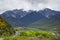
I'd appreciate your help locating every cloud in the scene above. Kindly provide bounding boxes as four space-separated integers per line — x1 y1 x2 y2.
0 0 60 14
27 0 47 5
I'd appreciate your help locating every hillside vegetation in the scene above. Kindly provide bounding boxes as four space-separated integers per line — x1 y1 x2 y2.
0 16 15 36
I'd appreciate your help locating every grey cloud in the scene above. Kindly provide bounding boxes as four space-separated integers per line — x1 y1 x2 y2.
27 0 46 3
0 0 60 14
27 0 47 5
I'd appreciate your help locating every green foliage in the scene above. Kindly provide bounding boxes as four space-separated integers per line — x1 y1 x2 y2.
3 36 30 40
14 27 20 31
0 16 15 37
3 29 60 40
20 30 53 38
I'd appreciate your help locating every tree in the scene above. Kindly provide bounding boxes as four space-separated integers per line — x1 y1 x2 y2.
0 16 15 36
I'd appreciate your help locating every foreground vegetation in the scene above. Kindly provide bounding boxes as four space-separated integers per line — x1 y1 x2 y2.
0 16 15 37
1 29 59 40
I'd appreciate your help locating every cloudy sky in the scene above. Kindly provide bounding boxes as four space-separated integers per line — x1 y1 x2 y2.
0 0 60 14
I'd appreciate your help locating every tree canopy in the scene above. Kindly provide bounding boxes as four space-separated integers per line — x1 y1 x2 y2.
0 16 15 36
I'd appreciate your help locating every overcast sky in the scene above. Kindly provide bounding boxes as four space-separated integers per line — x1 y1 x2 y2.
0 0 60 14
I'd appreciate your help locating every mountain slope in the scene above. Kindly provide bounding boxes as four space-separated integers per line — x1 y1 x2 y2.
1 9 47 27
1 8 60 28
19 11 46 26
1 9 28 27
26 13 60 30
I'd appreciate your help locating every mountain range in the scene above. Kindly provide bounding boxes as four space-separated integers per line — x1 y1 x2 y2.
1 8 60 30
